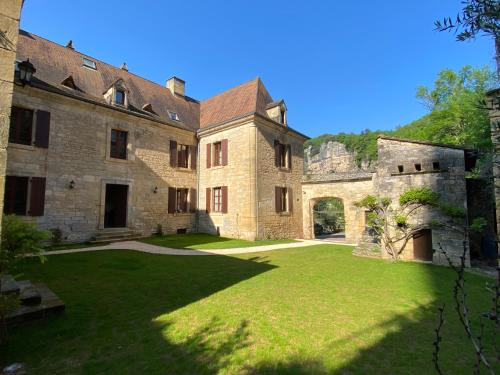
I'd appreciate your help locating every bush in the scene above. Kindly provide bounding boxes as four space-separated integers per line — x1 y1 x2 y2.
50 228 63 246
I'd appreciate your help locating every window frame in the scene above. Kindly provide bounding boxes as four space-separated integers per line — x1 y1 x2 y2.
213 187 223 212
169 111 180 121
213 142 222 167
4 176 29 215
175 188 189 213
280 187 289 213
110 129 128 160
82 57 97 70
115 89 125 106
9 106 34 146
177 144 190 168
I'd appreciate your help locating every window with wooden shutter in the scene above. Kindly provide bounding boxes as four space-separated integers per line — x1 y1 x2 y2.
213 187 222 212
176 188 188 212
275 187 290 213
287 188 293 212
110 129 127 159
168 187 176 213
287 144 292 170
177 144 189 168
206 143 211 168
9 107 33 146
4 176 29 215
221 186 228 213
274 140 281 167
221 139 228 166
206 187 211 213
275 186 282 213
34 110 50 148
169 140 178 167
29 177 46 216
213 142 222 166
190 145 197 170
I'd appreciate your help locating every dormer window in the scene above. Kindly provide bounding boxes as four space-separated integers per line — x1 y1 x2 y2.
266 100 287 126
82 58 96 70
115 90 125 106
169 111 180 121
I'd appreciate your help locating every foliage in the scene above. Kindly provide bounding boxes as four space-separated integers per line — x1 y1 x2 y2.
49 228 62 246
439 203 466 219
305 66 497 167
399 187 439 207
313 198 345 233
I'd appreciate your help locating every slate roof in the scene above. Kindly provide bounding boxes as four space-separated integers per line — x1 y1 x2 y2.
16 30 306 138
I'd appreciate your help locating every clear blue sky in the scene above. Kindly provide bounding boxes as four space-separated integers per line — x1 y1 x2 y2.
20 0 495 138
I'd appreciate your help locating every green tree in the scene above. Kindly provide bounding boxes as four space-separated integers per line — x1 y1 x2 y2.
434 0 500 77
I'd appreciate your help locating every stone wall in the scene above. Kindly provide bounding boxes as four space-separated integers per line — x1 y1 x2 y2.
9 86 197 242
0 0 23 229
256 121 304 239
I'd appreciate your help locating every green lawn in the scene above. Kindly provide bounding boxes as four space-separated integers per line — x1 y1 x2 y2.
1 245 497 374
141 233 297 249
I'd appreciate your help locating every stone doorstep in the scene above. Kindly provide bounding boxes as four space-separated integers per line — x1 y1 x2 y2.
0 274 20 296
5 282 65 325
16 280 42 306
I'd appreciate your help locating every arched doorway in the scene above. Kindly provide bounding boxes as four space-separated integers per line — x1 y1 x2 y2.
313 198 345 241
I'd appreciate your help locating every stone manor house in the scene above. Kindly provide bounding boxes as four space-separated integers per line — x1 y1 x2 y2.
2 24 488 265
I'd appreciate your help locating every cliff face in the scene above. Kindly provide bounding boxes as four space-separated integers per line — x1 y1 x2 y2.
304 141 375 177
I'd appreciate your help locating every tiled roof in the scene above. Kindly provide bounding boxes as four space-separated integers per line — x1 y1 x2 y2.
200 77 273 128
16 30 200 131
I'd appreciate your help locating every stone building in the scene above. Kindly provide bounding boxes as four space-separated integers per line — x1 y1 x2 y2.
5 30 307 242
303 136 477 265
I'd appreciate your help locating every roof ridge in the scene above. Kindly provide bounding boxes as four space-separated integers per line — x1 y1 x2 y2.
19 29 200 103
201 76 261 103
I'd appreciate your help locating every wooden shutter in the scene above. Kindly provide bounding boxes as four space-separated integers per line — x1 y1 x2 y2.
221 139 228 166
206 187 211 213
169 140 177 167
29 177 46 216
287 188 293 212
168 187 176 213
287 144 292 170
274 140 281 167
190 145 197 170
206 143 211 168
34 110 50 148
275 186 282 213
190 188 197 212
221 186 228 213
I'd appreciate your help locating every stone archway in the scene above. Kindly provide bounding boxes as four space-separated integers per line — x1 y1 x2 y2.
312 197 345 241
302 178 374 244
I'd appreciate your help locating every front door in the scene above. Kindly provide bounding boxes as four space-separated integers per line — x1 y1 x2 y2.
413 229 433 261
104 184 128 228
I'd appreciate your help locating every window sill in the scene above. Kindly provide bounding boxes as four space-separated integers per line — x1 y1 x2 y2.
176 167 195 172
170 212 193 216
208 212 226 216
278 212 292 216
278 167 291 173
106 157 129 164
209 165 226 170
8 143 36 151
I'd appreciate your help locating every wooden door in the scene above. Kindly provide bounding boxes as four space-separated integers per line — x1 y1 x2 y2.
413 229 433 261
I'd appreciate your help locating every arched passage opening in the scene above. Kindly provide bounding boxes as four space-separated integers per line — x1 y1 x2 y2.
313 197 346 241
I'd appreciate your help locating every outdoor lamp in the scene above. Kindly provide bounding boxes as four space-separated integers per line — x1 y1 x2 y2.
18 59 36 86
153 186 158 194
69 180 75 189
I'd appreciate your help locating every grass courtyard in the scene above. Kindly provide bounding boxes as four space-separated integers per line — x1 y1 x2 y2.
1 243 497 374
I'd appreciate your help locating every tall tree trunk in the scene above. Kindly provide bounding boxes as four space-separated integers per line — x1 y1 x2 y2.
495 35 500 80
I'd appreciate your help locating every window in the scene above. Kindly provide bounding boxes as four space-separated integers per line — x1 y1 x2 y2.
82 57 97 70
176 188 188 213
414 163 422 171
275 186 292 213
4 176 46 216
9 107 33 145
115 89 125 105
433 161 440 171
110 129 128 159
213 187 223 212
398 165 404 173
177 144 190 168
213 142 222 166
274 141 291 169
169 111 180 121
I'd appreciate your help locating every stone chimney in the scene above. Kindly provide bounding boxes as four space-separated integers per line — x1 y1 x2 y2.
166 76 185 97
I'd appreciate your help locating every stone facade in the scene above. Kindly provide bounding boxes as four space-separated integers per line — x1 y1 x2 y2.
302 136 471 265
0 0 23 230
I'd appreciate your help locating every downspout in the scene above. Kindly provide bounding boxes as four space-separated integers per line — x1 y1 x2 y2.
255 124 259 239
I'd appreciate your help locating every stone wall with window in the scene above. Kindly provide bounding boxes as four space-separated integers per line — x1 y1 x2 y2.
7 86 197 241
256 120 304 239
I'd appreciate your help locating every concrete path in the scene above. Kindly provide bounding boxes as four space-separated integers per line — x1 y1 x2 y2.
41 239 343 257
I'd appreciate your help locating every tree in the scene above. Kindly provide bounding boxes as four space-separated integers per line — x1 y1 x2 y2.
434 0 500 77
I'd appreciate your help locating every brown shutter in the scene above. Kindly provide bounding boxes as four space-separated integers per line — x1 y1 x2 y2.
274 140 280 167
29 177 46 216
288 188 293 212
169 140 177 167
221 139 228 166
275 186 282 213
287 144 292 170
206 143 211 168
221 186 228 213
168 187 176 213
190 145 197 170
206 187 211 213
190 188 197 212
34 110 50 148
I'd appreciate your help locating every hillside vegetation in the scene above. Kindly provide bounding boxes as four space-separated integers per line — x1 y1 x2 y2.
305 66 497 165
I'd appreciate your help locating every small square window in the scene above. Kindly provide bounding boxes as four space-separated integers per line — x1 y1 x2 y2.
169 111 180 121
115 90 125 105
433 161 440 170
398 165 404 173
414 163 422 171
82 58 97 70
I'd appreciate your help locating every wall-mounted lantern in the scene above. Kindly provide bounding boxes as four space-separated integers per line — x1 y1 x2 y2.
153 186 158 194
17 59 36 86
68 180 75 189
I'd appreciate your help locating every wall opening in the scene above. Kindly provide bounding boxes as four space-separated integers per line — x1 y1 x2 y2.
104 184 128 228
313 198 345 241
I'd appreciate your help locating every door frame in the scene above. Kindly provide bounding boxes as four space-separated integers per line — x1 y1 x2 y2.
99 178 133 229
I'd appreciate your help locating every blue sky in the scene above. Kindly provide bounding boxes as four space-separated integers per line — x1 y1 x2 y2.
20 0 495 138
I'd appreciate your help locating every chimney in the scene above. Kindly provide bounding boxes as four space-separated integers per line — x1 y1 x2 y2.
166 76 185 97
66 40 74 50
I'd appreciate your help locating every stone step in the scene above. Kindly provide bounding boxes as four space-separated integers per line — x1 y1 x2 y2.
17 280 42 306
92 231 145 243
1 275 20 296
